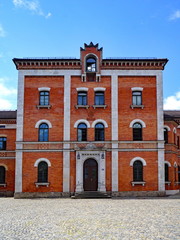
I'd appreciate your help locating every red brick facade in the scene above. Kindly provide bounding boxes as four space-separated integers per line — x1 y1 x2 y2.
0 43 179 197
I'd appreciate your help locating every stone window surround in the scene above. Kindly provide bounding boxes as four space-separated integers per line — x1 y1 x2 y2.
129 119 146 128
35 119 52 129
34 158 51 187
164 125 171 131
130 157 147 166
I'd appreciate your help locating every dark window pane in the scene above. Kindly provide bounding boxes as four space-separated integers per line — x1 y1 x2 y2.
0 166 5 184
39 91 49 105
95 123 104 141
165 164 169 181
0 137 7 150
78 92 87 105
39 124 49 141
164 128 168 143
77 123 87 141
95 92 104 105
133 123 142 141
132 91 142 105
38 161 48 182
133 161 143 181
86 58 96 72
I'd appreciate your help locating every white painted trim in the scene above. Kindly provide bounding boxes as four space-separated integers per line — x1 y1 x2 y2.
0 164 8 170
35 119 52 128
173 127 177 133
34 158 51 167
130 157 147 166
38 87 50 91
164 125 171 131
131 87 143 91
164 161 171 167
129 119 146 128
74 119 90 128
0 134 7 137
91 119 108 128
76 87 88 92
94 87 106 92
0 124 16 129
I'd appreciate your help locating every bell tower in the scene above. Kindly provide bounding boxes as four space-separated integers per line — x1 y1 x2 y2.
80 42 103 82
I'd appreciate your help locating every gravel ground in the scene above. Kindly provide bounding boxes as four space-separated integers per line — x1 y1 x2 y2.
0 197 179 240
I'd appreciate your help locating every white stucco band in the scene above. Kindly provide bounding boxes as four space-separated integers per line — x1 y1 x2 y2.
130 157 147 166
38 87 51 91
164 161 171 167
35 119 52 128
164 125 171 131
129 119 146 128
91 119 108 128
94 87 106 92
131 87 143 91
76 87 88 92
34 158 51 167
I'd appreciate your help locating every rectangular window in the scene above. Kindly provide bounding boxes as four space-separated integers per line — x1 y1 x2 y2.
132 91 142 105
95 92 104 105
40 91 49 105
0 137 7 150
78 92 87 105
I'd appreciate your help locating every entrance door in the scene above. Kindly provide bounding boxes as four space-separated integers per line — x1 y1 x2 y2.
83 159 98 191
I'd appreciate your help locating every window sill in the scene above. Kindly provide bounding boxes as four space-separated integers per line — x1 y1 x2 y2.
36 105 51 109
35 182 49 187
131 181 146 186
0 183 6 187
92 105 107 109
131 105 144 109
75 105 89 109
175 182 180 185
165 181 171 186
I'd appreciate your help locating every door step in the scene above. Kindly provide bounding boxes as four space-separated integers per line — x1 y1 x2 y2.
71 191 111 199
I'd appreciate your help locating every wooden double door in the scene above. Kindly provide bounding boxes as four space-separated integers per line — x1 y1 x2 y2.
83 159 98 191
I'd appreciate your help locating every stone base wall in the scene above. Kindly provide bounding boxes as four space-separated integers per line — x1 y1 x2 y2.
111 191 166 197
14 192 70 199
0 191 14 197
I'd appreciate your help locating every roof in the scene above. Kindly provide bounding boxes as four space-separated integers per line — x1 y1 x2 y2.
0 110 17 119
164 110 180 125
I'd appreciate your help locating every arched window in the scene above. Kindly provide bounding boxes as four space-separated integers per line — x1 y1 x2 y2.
39 123 49 142
0 166 5 184
133 160 143 181
164 128 168 143
165 163 169 182
133 123 142 141
78 92 87 105
86 57 96 72
0 137 7 150
132 91 142 105
95 123 104 141
39 91 49 106
38 161 48 183
77 123 87 141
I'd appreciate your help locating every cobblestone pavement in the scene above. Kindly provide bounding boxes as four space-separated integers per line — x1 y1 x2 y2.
0 197 179 240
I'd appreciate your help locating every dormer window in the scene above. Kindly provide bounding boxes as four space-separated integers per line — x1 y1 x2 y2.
86 57 96 72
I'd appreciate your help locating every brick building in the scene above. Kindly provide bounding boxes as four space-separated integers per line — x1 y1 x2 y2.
0 42 179 197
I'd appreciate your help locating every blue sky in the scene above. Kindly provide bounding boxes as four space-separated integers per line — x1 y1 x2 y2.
0 0 180 110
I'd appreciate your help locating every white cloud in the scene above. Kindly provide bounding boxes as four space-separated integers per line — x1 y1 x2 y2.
169 10 180 20
0 78 17 96
12 0 51 18
0 24 5 37
0 99 13 110
0 78 17 110
164 91 180 110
